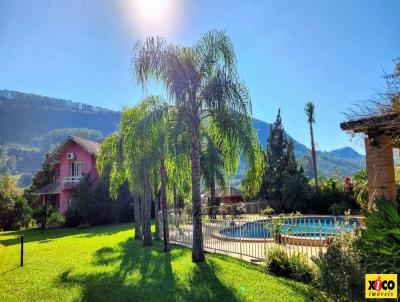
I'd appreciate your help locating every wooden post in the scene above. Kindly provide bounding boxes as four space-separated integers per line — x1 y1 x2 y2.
20 235 24 267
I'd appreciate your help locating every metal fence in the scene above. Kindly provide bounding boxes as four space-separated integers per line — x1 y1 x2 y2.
159 204 361 263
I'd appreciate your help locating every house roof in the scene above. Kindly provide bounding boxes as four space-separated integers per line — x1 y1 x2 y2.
32 182 60 195
47 135 100 160
202 186 244 198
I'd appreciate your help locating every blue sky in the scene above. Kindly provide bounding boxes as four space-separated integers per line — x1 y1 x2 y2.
0 0 399 153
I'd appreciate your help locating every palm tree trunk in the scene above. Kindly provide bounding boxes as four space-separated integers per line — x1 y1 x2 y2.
309 123 319 191
133 192 142 240
173 185 177 210
161 159 170 252
154 187 160 240
191 118 205 262
210 176 216 219
143 170 152 247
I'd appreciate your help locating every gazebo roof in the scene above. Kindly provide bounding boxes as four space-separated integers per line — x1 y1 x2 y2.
340 112 400 134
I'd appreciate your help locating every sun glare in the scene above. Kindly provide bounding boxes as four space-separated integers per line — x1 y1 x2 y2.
135 0 169 23
122 0 181 36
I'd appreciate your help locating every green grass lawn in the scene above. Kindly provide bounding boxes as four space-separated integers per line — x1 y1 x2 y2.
0 223 325 302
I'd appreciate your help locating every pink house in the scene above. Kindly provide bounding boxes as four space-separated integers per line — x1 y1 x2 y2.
33 136 100 214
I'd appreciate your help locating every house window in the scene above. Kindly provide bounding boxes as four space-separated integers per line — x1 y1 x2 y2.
69 161 82 177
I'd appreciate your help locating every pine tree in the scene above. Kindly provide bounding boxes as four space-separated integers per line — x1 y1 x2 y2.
259 109 288 200
285 138 297 175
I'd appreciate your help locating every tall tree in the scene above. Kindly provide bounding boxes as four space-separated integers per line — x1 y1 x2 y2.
259 110 288 201
285 138 297 175
133 30 259 262
305 102 319 191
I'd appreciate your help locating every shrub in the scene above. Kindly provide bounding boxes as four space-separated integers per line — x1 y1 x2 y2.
265 246 290 276
220 202 245 219
65 199 81 227
288 253 314 283
47 211 65 228
329 201 350 216
265 246 314 283
260 206 274 216
312 232 364 301
359 198 400 274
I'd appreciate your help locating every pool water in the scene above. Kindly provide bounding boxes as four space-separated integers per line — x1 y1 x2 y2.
219 216 359 239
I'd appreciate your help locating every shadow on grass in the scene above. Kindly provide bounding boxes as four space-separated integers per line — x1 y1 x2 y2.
0 223 134 247
56 239 240 302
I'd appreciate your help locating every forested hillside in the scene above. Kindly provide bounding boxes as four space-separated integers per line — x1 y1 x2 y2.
0 90 365 186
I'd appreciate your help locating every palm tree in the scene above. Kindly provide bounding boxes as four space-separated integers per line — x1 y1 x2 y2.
97 101 156 246
97 133 143 239
305 102 319 191
133 30 258 262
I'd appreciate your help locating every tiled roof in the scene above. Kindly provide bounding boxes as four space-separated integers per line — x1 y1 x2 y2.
32 182 60 195
70 135 100 155
48 135 100 160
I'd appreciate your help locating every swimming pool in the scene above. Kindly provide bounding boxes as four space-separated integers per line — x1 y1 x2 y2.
219 216 360 239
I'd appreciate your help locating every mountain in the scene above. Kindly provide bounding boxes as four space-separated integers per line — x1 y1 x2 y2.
250 118 365 179
0 89 365 187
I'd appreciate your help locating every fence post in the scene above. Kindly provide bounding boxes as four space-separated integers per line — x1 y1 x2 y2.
239 219 243 260
20 235 24 267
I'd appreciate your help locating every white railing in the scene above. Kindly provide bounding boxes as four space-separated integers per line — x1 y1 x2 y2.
63 176 83 184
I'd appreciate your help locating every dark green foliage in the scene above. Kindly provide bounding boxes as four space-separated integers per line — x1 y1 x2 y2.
72 177 93 224
329 201 351 216
312 233 365 301
307 178 347 214
258 112 312 213
266 246 314 283
359 198 400 274
282 170 310 212
47 211 65 228
67 178 134 227
65 200 81 227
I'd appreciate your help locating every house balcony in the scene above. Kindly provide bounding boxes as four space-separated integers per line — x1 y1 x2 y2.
62 176 83 190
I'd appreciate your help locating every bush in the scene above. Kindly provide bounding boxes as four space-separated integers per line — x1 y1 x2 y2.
260 206 274 216
47 211 65 228
359 198 400 274
307 178 347 214
265 246 290 276
220 202 245 218
288 253 314 283
65 199 81 227
265 246 314 283
329 201 350 216
312 233 364 301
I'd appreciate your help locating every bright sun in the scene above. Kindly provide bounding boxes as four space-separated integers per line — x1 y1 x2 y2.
122 0 181 36
135 0 170 24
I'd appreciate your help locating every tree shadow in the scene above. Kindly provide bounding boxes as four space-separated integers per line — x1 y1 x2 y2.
0 223 134 247
55 240 241 302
